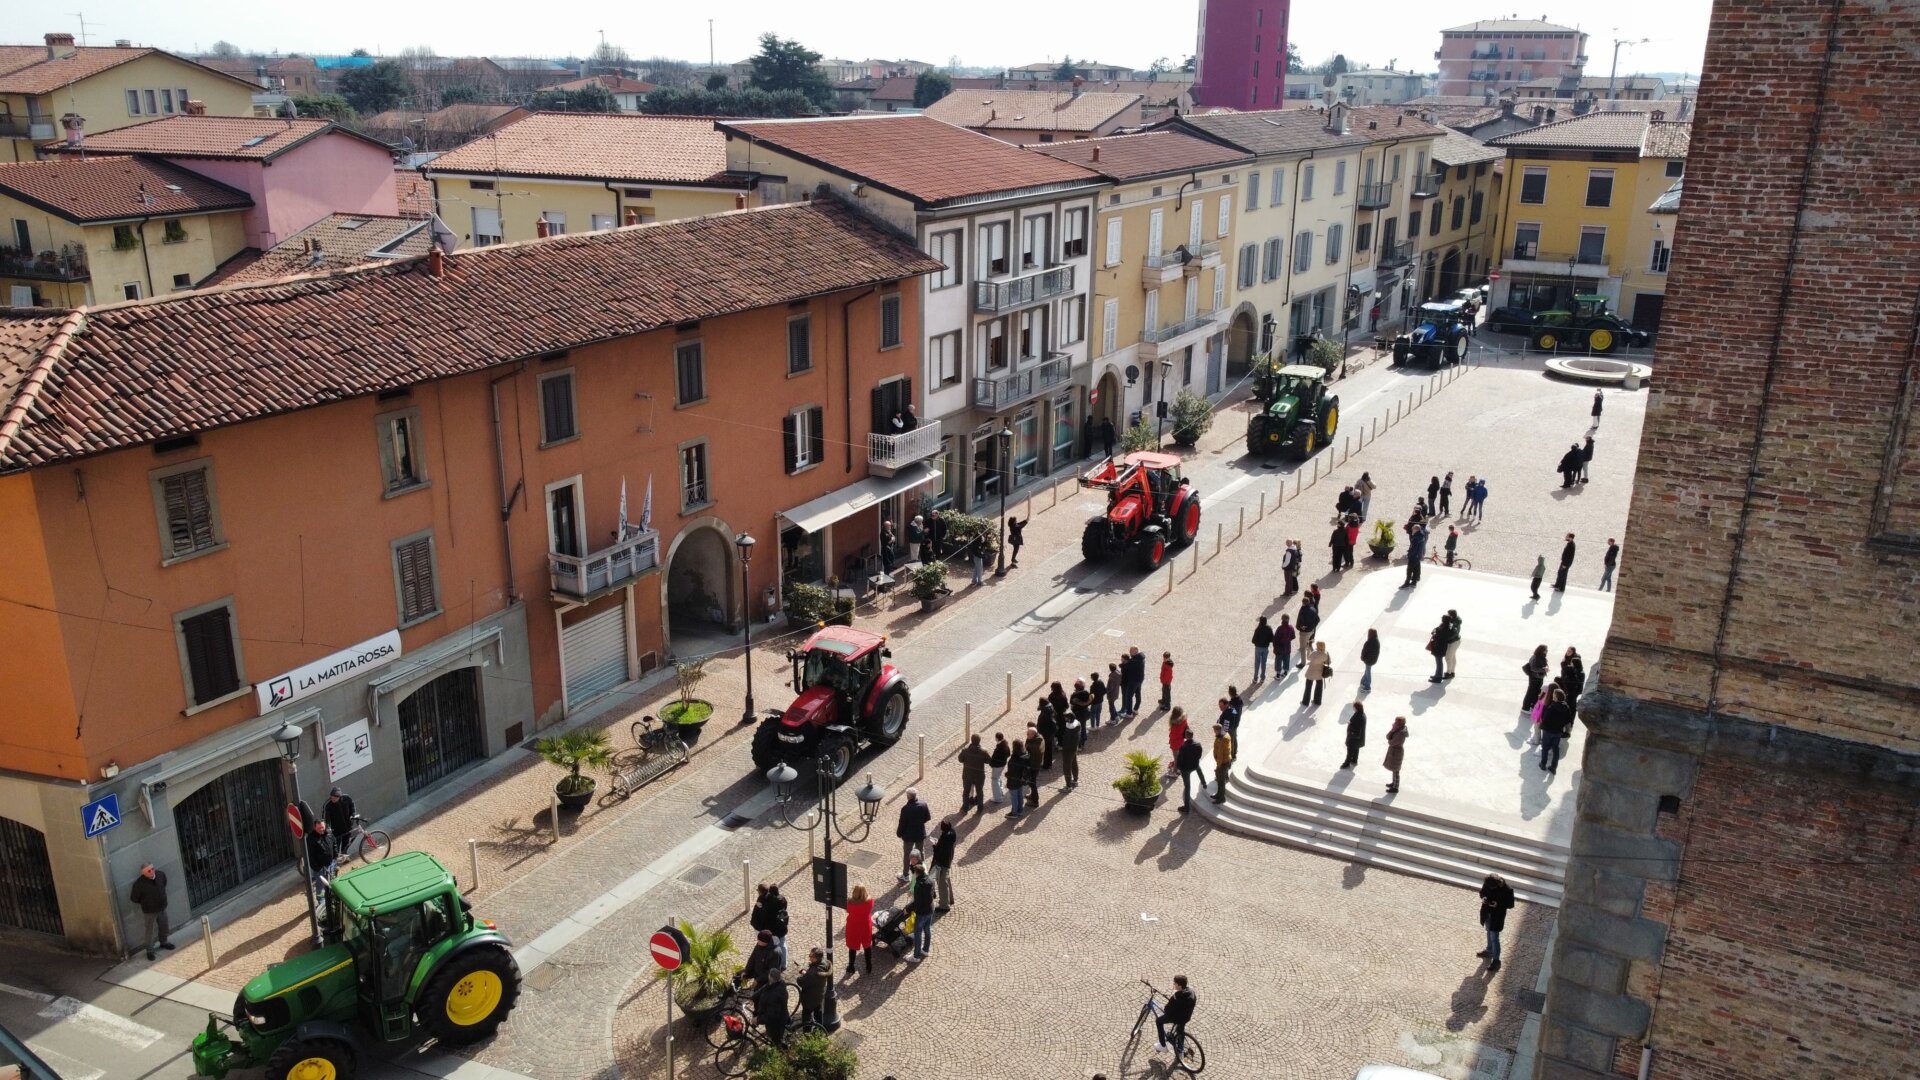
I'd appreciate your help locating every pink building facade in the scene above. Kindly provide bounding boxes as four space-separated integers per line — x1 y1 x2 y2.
1434 18 1587 98
1192 0 1291 109
164 135 399 249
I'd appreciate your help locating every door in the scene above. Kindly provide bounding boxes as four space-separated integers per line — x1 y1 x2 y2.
398 667 485 794
0 817 62 935
548 482 583 559
561 604 629 707
1632 293 1664 332
870 377 914 432
9 285 32 307
1147 209 1164 259
1205 335 1224 396
175 759 287 909
1188 201 1203 249
1143 290 1159 337
1184 277 1199 322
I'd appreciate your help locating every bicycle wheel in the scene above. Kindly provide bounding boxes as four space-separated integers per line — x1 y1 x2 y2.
609 770 632 800
359 830 391 863
1131 1001 1154 1040
668 735 690 765
713 1034 757 1077
705 1006 747 1050
1173 1031 1206 1074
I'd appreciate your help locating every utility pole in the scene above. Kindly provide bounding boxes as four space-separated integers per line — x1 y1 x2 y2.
1607 36 1647 101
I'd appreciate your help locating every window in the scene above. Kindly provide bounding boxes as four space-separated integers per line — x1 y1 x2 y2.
1237 243 1258 288
1650 238 1672 274
1143 291 1159 337
1061 296 1086 344
1188 199 1204 248
1578 226 1607 265
113 225 137 251
1101 298 1118 354
787 315 812 374
1334 160 1347 195
979 222 1010 276
1326 224 1343 264
540 371 578 443
1585 169 1615 208
1217 193 1232 238
1294 231 1313 273
392 531 440 626
1270 168 1284 206
126 89 141 115
1020 213 1050 270
175 600 243 708
1409 208 1422 237
171 272 191 289
679 441 710 510
1262 237 1283 281
675 341 706 404
1246 171 1261 209
931 331 961 384
1213 267 1225 311
880 294 902 349
1414 152 1427 182
1018 305 1049 358
161 89 174 113
163 219 187 243
177 88 189 109
929 229 961 288
1470 190 1484 225
1514 222 1542 258
152 459 223 561
1430 203 1443 236
981 318 1007 369
1355 222 1372 253
1520 166 1548 204
471 207 502 246
539 211 566 235
1104 216 1123 266
1147 209 1164 257
1062 209 1088 258
1391 153 1402 182
10 219 26 251
377 409 427 494
1302 164 1315 200
145 90 158 115
784 406 824 472
591 213 615 230
1665 160 1685 178
1452 196 1466 230
122 281 142 300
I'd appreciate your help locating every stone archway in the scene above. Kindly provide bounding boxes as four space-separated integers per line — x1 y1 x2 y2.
1095 369 1122 429
1227 306 1258 376
661 519 738 657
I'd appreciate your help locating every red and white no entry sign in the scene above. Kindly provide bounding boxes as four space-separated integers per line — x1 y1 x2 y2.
1489 271 1501 281
286 803 304 839
649 926 688 971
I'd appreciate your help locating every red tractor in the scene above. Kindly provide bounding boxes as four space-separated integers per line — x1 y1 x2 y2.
1079 451 1203 571
751 626 911 782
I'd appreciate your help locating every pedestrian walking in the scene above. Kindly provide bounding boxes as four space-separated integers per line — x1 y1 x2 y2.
895 788 931 882
1070 678 1093 748
1281 539 1302 595
1444 525 1459 566
1159 652 1176 710
844 883 875 975
1100 417 1117 459
959 734 990 812
1600 538 1619 591
907 858 934 960
1383 716 1408 793
1539 688 1573 774
1478 874 1516 972
1211 723 1233 803
1123 647 1147 716
1554 533 1576 592
1005 741 1031 819
1561 647 1587 704
1059 711 1082 789
1579 434 1594 484
1022 726 1043 803
930 819 956 910
1007 513 1028 568
129 863 174 960
1175 727 1206 814
1339 701 1369 769
1443 609 1463 679
797 948 830 1029
1439 472 1454 516
1357 472 1376 518
756 966 792 1043
988 732 1009 803
1558 443 1583 488
1359 628 1381 693
1402 522 1428 587
1591 389 1604 424
1529 555 1546 600
1301 642 1331 707
1296 598 1320 664
1251 617 1273 681
1521 645 1549 711
751 883 790 968
1427 475 1441 510
1273 615 1296 679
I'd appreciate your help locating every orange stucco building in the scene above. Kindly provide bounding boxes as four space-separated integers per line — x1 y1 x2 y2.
0 199 941 950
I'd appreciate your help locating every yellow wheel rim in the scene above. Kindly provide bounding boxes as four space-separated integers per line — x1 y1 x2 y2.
1304 431 1316 453
1325 407 1338 436
1539 333 1557 349
445 970 504 1027
1590 329 1613 350
286 1058 337 1080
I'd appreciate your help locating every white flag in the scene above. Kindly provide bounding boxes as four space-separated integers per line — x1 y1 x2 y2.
618 477 629 537
640 475 653 532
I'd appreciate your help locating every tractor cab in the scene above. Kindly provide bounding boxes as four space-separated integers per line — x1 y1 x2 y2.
755 626 910 782
788 628 888 716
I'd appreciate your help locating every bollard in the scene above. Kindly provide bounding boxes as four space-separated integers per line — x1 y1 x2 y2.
1215 521 1223 555
201 914 215 971
468 838 480 894
1373 416 1379 438
1191 544 1199 575
1257 491 1266 521
550 791 561 842
1044 644 1052 682
1006 671 1013 712
1238 506 1245 538
1165 561 1175 596
964 702 973 744
918 734 926 781
1051 479 1060 509
743 860 752 917
1345 436 1352 463
1294 473 1302 497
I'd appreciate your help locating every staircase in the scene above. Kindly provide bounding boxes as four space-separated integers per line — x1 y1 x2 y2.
1203 759 1569 906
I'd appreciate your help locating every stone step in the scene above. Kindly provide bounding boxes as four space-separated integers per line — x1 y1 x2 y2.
1243 759 1573 856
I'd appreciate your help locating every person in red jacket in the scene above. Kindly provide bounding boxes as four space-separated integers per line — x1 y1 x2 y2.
843 882 874 976
1159 652 1175 710
1166 707 1191 760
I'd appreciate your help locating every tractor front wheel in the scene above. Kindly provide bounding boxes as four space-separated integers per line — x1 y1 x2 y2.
1135 532 1168 572
1174 494 1201 546
1321 401 1340 443
1588 328 1617 354
1081 519 1109 563
419 945 522 1044
1532 330 1560 352
750 717 787 775
818 735 856 783
869 685 910 746
264 1037 357 1080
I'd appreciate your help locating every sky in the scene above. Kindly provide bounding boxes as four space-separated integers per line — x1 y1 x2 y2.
1 1 1713 78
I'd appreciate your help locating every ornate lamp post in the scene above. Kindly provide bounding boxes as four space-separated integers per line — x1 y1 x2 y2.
765 760 886 1033
735 533 757 726
994 425 1012 575
1154 359 1174 445
273 721 322 946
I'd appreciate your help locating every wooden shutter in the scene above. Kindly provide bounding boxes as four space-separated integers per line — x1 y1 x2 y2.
162 468 215 557
542 375 574 441
396 536 437 622
807 407 825 466
782 413 798 473
182 606 238 704
881 296 901 348
871 387 888 433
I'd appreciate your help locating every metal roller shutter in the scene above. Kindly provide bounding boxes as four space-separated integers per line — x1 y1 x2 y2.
562 605 628 707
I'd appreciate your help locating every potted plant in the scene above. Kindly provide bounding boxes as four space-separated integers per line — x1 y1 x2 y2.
746 1027 860 1079
822 577 855 626
1367 519 1397 560
664 658 715 744
1120 418 1157 454
910 561 950 612
534 727 612 811
783 580 832 629
1168 388 1215 448
653 919 740 1018
1112 750 1165 815
1307 336 1345 378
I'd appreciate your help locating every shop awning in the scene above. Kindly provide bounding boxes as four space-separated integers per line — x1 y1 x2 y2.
777 462 940 535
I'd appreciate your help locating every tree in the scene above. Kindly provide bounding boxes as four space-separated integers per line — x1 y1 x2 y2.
748 34 834 107
1286 43 1305 74
287 94 356 122
530 83 618 113
1147 57 1170 80
1180 55 1196 72
349 48 371 58
338 60 413 114
209 40 242 59
912 70 953 108
589 41 632 75
640 56 698 89
639 87 814 118
439 84 484 105
1053 55 1076 80
705 73 730 91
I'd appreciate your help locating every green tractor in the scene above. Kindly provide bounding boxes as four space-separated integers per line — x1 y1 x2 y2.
1527 295 1651 354
1246 361 1340 459
191 851 520 1080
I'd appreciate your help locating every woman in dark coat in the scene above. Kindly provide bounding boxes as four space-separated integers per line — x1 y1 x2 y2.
1521 645 1550 711
1479 873 1516 972
1340 702 1368 770
1035 701 1058 770
1383 716 1408 793
1560 647 1586 702
1558 444 1584 488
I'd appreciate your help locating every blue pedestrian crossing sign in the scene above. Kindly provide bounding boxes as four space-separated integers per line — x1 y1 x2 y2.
82 793 121 839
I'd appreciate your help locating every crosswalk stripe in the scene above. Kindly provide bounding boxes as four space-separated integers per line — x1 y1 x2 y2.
34 995 164 1051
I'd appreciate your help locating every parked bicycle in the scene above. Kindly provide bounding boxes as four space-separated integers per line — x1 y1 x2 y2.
1425 550 1473 570
708 973 805 1076
610 715 692 799
333 813 391 865
1130 979 1206 1075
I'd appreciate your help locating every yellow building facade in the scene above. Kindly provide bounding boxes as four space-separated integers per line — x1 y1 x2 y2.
1416 131 1505 305
1 43 256 163
426 175 748 248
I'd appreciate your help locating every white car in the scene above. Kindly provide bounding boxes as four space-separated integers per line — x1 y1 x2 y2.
1353 1067 1447 1080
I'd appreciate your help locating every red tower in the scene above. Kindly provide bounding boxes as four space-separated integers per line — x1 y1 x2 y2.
1192 0 1291 109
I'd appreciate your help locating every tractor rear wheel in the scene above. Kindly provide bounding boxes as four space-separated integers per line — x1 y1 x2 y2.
1444 336 1466 364
869 685 910 746
1532 330 1560 352
418 945 521 1044
1134 532 1168 571
1588 327 1617 353
1321 401 1340 443
1081 519 1109 563
818 735 856 783
265 1036 357 1080
1174 494 1201 546
750 717 787 774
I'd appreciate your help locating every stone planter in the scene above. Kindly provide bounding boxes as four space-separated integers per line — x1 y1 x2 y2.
555 779 595 812
1119 790 1162 816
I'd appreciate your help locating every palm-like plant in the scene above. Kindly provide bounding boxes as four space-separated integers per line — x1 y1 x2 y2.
535 728 613 796
1112 750 1164 799
654 919 741 1010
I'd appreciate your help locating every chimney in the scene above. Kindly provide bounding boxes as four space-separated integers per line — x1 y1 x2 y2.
427 247 445 277
60 113 84 147
1071 75 1083 100
536 219 550 238
1091 145 1100 162
1501 98 1516 118
1531 104 1545 123
734 193 746 210
1546 107 1556 122
45 33 76 60
183 99 207 116
624 207 640 226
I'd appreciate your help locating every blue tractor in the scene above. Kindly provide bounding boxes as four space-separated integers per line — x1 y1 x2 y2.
1391 300 1472 368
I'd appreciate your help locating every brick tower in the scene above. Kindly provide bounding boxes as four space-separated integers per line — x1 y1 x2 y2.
1535 3 1920 1079
1191 0 1290 110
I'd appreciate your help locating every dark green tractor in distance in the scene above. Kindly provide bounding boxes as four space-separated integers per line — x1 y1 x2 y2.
1247 361 1340 459
1528 294 1651 354
191 851 519 1080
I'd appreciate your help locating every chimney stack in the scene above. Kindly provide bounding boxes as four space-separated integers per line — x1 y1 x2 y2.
427 247 445 277
183 99 207 116
734 193 746 209
45 33 76 60
60 113 84 148
536 219 550 239
1071 75 1083 100
1650 108 1665 122
1091 145 1100 162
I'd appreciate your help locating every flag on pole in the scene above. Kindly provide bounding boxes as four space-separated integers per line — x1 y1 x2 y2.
640 475 654 532
618 477 629 538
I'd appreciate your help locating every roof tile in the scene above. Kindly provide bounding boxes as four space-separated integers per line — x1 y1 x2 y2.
1488 111 1691 157
1030 130 1250 180
425 112 733 185
215 213 432 285
923 89 1141 132
56 115 362 160
0 157 251 223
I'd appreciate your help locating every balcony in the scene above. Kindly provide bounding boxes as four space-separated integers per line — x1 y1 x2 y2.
0 117 56 140
1140 241 1219 286
551 525 660 600
972 353 1072 411
866 419 943 476
1378 241 1414 269
0 245 88 282
1411 171 1443 199
1137 310 1221 363
1356 182 1393 210
974 265 1075 314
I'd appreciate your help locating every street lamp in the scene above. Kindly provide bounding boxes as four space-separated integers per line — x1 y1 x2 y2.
994 425 1012 576
1154 359 1173 445
273 721 322 946
734 533 757 726
766 759 887 1032
1607 37 1648 101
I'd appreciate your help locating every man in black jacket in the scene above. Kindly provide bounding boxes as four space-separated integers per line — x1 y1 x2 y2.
907 858 935 961
323 787 356 849
744 929 781 989
754 965 791 1046
1157 975 1197 1053
1554 533 1576 592
305 819 338 889
795 948 830 1030
1122 647 1147 717
930 819 956 911
1558 443 1583 488
129 864 173 960
895 789 931 883
751 883 790 967
1478 875 1517 972
1175 729 1206 814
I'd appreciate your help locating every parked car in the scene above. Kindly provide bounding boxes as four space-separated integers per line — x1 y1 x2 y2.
1453 284 1489 308
1486 305 1541 334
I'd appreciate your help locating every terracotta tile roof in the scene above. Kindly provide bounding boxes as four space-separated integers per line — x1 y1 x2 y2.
394 170 435 218
55 116 381 160
0 157 251 223
0 44 260 95
540 75 656 93
424 112 734 185
1429 129 1504 167
1441 18 1583 34
718 115 1101 207
866 77 918 102
0 200 942 471
0 312 74 412
1030 130 1250 181
218 213 432 285
923 89 1142 133
1643 120 1692 158
1489 112 1692 157
1174 106 1443 155
363 103 526 134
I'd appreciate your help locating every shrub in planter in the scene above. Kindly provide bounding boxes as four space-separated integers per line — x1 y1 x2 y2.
783 581 833 627
934 509 1002 565
746 1028 859 1079
1169 388 1215 447
652 920 740 1014
1120 418 1158 454
910 561 950 610
664 658 714 742
1112 749 1164 813
535 728 613 810
1307 337 1344 376
1368 519 1397 558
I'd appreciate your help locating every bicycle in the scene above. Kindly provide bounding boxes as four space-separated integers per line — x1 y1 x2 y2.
708 974 804 1077
1425 550 1472 570
610 715 691 798
1129 980 1206 1075
334 813 391 865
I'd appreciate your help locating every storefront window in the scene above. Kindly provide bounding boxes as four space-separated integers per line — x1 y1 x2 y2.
1052 395 1076 466
781 524 824 583
1014 411 1041 483
972 435 999 503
